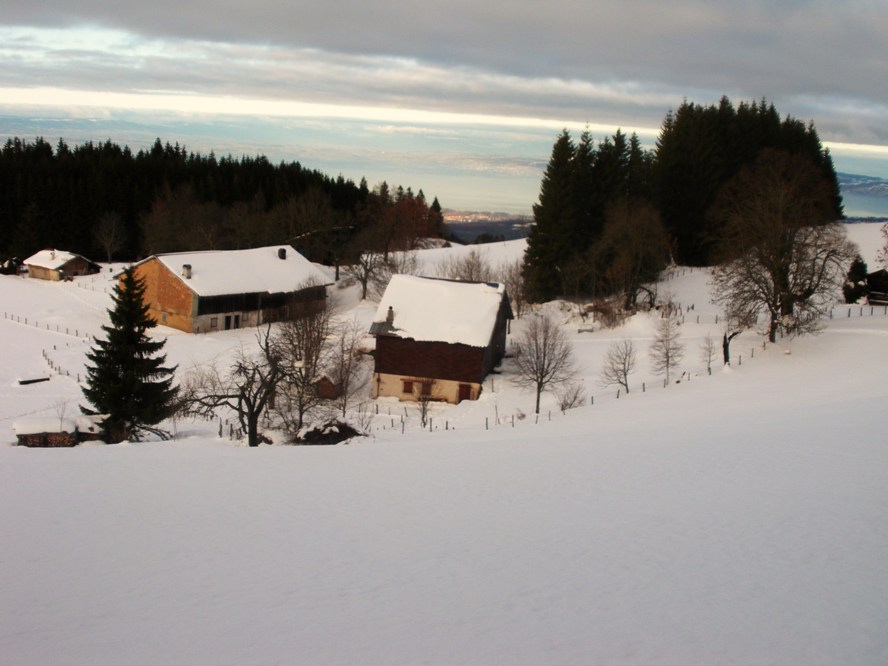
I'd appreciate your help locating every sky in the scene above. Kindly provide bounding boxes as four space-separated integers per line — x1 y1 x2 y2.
1 1 887 214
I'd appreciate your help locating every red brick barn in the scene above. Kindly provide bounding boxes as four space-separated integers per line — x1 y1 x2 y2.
369 275 513 404
129 245 331 333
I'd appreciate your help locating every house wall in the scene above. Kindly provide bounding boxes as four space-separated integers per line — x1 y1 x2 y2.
60 257 95 277
27 265 61 281
482 296 512 377
131 259 196 333
374 337 486 384
371 372 480 404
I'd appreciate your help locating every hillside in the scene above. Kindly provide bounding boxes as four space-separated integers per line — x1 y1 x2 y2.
1 225 887 665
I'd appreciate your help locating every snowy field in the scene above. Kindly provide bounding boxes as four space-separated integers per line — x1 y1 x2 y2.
1 224 887 665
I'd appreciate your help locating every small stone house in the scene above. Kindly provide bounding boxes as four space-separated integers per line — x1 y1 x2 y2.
24 249 100 281
129 245 331 333
369 275 513 404
12 416 104 447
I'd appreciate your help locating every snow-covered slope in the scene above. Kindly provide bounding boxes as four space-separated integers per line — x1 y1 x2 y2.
1 226 887 665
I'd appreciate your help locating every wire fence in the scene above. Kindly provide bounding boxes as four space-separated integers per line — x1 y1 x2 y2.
2 311 95 340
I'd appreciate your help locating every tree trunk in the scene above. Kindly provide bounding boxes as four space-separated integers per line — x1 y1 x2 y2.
535 385 542 414
247 413 260 447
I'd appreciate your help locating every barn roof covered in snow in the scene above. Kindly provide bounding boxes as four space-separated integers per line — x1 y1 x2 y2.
370 275 510 347
24 249 95 270
138 245 330 297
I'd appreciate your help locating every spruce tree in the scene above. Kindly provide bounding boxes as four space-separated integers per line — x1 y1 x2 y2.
82 268 178 442
524 130 575 302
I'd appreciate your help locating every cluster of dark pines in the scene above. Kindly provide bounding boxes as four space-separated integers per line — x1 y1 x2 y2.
0 137 443 264
524 97 844 303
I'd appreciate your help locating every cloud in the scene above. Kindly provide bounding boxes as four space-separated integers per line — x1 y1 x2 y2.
2 1 887 210
1 2 886 146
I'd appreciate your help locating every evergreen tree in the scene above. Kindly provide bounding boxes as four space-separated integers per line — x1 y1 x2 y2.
524 130 575 302
843 254 869 304
82 268 178 442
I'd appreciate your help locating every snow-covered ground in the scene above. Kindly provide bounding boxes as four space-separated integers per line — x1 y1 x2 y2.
1 225 887 665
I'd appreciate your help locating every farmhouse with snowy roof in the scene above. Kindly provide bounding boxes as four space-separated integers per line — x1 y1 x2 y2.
369 275 513 404
129 245 331 333
24 249 100 281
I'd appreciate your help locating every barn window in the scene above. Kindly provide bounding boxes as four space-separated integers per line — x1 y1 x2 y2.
210 317 218 328
420 381 432 397
402 380 414 394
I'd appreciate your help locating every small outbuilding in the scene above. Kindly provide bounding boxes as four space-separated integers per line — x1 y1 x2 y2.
369 275 513 404
12 415 104 447
866 269 888 305
129 245 332 333
24 249 101 281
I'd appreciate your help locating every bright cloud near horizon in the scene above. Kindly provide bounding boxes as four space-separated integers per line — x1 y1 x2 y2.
1 1 887 214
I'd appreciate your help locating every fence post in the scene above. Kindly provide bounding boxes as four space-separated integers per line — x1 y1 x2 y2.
485 417 489 430
642 382 645 392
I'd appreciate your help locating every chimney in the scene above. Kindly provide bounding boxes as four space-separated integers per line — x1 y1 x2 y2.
182 264 192 279
278 248 287 260
386 306 394 324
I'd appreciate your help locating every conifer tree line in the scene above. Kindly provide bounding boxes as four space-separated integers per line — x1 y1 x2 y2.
0 137 444 263
524 97 844 303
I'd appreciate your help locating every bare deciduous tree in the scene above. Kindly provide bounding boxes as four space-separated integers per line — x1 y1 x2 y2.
512 314 578 414
556 381 587 412
649 313 684 384
437 247 493 282
700 332 716 374
275 300 333 436
327 316 371 418
343 247 385 301
592 199 670 310
497 257 527 318
710 149 855 343
877 222 888 267
371 250 420 300
416 385 434 428
93 211 125 263
600 339 636 393
182 325 284 447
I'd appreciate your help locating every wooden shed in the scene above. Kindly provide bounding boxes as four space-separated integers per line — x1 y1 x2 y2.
369 275 513 404
24 249 100 281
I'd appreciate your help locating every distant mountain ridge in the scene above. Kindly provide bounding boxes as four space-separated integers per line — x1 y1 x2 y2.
838 173 888 198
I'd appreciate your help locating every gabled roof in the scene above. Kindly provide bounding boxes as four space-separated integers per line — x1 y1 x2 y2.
141 245 331 297
24 249 94 270
371 275 510 347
